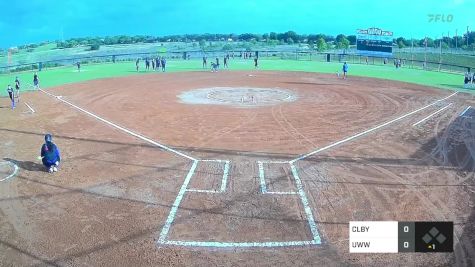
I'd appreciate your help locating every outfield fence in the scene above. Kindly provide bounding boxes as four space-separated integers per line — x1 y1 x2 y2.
0 50 471 75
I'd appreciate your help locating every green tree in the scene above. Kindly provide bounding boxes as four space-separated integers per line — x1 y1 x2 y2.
335 34 350 49
316 38 327 52
222 44 233 50
347 35 357 45
90 43 100 50
269 32 277 40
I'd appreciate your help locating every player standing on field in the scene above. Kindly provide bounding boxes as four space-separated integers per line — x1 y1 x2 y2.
33 72 40 89
155 56 161 71
15 76 20 102
203 56 207 69
145 58 150 70
161 57 166 72
342 62 349 79
76 62 81 72
254 57 258 69
7 85 15 109
223 56 228 69
135 58 140 72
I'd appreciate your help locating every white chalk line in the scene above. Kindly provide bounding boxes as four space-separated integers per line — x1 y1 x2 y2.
258 161 267 194
163 240 319 248
412 103 453 127
264 191 298 195
158 160 198 243
39 89 196 161
186 160 230 193
291 91 458 163
24 102 35 113
258 161 297 195
0 162 19 182
460 106 472 117
290 163 321 243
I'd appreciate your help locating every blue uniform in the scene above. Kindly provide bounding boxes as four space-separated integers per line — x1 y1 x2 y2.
161 58 166 72
41 142 61 167
343 63 349 73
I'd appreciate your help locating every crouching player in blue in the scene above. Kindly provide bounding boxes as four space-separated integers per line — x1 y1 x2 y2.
40 134 61 173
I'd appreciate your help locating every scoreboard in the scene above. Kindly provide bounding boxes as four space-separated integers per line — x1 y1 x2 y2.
356 27 393 56
349 221 453 253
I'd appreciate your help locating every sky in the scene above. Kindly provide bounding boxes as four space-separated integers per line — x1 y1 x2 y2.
0 0 474 48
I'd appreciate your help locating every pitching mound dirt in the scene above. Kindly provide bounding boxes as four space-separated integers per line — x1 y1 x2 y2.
177 87 297 107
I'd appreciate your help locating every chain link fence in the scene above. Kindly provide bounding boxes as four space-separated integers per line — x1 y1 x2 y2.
0 50 471 74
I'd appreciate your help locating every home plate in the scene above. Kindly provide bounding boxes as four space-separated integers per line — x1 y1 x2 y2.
248 74 255 77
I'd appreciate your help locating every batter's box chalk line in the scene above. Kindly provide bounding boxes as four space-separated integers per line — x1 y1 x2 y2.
185 159 230 194
157 160 322 248
0 161 19 182
258 161 297 195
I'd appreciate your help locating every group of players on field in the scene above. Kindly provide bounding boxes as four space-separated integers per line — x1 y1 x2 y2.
6 72 40 109
136 57 167 72
204 53 259 72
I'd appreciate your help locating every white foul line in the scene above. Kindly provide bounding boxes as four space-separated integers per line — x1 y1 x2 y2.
24 102 35 113
291 91 458 163
412 103 453 127
39 89 196 161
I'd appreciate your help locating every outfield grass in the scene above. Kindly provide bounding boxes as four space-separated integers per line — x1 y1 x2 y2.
0 59 470 97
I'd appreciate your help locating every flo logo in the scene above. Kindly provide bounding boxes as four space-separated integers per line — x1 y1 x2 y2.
428 14 454 23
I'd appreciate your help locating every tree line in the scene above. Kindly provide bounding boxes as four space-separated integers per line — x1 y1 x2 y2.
12 30 475 52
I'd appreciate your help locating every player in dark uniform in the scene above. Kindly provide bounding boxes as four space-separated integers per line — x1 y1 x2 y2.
40 134 61 173
33 72 40 89
216 57 219 69
223 56 228 69
161 57 166 72
145 58 150 70
254 57 258 69
464 71 470 88
135 58 140 72
156 57 161 71
342 62 349 79
14 77 20 102
152 58 155 70
76 62 81 72
211 62 218 72
203 56 207 69
7 85 15 109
